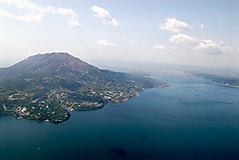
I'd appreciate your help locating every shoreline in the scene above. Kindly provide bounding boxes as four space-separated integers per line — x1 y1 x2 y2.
192 74 239 88
207 79 239 88
1 83 169 124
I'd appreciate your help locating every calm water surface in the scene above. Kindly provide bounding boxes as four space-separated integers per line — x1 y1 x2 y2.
1 73 239 160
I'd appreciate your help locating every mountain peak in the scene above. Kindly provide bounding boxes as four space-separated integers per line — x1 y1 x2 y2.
0 52 166 123
1 52 99 78
29 52 73 59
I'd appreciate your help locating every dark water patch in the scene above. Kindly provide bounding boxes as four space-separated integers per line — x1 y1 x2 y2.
107 147 127 156
138 133 147 142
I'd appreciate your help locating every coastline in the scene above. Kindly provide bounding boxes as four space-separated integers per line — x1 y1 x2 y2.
207 79 239 88
192 73 239 88
1 83 169 124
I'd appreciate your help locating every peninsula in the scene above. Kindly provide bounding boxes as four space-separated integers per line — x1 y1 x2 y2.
0 52 168 123
192 72 239 88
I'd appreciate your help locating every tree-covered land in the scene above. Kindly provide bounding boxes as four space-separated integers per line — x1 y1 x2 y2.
192 72 239 88
0 53 168 123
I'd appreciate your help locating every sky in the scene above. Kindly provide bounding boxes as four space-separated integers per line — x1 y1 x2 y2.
0 0 239 69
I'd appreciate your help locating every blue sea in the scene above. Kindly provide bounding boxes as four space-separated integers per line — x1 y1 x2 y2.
0 73 239 160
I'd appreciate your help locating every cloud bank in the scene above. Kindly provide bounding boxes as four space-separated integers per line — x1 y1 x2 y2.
91 6 119 27
157 17 233 56
168 33 233 55
194 40 230 55
0 0 81 27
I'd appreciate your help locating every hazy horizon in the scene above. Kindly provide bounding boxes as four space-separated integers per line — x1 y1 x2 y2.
1 0 239 69
1 52 239 75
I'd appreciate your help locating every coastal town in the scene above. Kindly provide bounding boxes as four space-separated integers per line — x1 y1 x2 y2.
0 53 167 123
1 87 144 123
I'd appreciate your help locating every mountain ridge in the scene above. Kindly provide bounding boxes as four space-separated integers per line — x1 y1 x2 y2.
0 52 100 78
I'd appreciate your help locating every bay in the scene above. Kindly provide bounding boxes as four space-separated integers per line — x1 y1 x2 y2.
1 73 239 160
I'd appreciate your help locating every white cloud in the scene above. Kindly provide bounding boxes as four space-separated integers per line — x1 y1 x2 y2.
0 10 14 17
153 44 166 49
200 24 204 29
194 40 228 55
195 40 220 49
54 8 76 18
67 19 82 27
96 40 117 47
17 12 44 22
170 34 197 45
159 18 192 33
0 0 41 10
194 39 236 55
0 9 44 22
91 6 119 27
0 0 81 27
168 34 233 55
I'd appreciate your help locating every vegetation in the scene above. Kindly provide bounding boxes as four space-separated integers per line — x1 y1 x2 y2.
192 72 239 87
0 52 168 123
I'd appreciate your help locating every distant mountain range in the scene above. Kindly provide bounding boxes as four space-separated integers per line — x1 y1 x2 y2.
0 52 168 123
